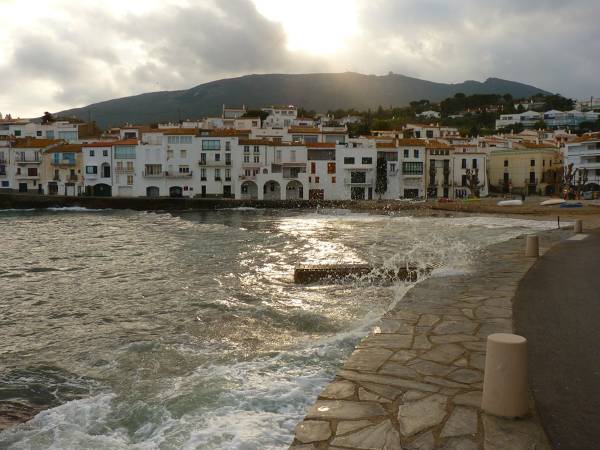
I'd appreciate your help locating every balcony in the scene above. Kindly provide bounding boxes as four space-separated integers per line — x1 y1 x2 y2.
143 171 165 177
225 160 232 166
166 171 192 178
239 175 256 181
51 160 76 166
16 158 41 164
225 177 231 182
215 177 222 181
201 177 207 181
0 171 6 176
344 177 374 186
0 159 7 164
115 167 135 174
15 173 39 179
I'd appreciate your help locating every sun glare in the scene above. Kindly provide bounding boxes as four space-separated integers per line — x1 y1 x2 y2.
251 0 359 55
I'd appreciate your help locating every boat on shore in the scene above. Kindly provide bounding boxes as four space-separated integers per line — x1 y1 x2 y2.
560 202 583 208
540 199 566 206
497 199 523 206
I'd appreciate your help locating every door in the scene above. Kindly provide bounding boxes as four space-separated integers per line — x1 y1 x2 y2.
146 186 160 197
201 186 206 198
169 186 183 198
223 185 231 198
102 164 111 178
19 183 28 193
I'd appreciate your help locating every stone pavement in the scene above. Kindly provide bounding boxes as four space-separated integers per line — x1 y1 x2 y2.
291 229 569 450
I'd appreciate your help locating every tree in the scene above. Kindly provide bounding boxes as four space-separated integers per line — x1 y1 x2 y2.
41 111 54 124
533 120 547 130
375 157 388 199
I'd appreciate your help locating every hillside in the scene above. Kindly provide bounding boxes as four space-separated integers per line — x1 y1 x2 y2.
56 72 550 128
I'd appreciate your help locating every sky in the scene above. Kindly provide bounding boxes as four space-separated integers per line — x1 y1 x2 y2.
1 0 598 118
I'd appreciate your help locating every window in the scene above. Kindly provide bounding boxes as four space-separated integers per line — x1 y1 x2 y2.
472 159 478 169
86 166 98 174
167 149 173 159
291 150 296 162
145 164 162 175
350 171 366 183
116 161 123 170
180 136 192 144
543 160 546 167
126 161 134 171
530 159 535 167
253 146 260 153
426 130 434 139
179 166 190 173
226 142 231 151
215 153 221 162
362 157 373 164
180 149 187 158
402 162 423 175
311 162 316 174
90 150 95 157
225 153 231 165
315 176 320 183
102 150 108 157
275 149 282 162
215 168 221 180
390 163 396 172
225 169 231 180
114 146 136 159
461 159 467 169
462 175 467 186
254 155 260 163
36 131 42 136
344 157 355 164
202 140 220 150
14 130 21 136
332 176 336 183
244 155 250 163
244 145 250 153
167 136 178 144
504 160 508 167
27 167 38 176
414 149 419 158
404 149 409 158
1 181 8 187
327 162 336 174
127 175 133 185
200 168 207 180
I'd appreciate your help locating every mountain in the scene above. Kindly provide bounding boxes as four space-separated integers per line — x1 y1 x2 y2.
56 72 550 128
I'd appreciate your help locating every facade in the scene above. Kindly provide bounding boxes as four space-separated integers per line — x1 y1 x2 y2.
10 139 62 193
565 136 600 187
0 120 79 141
489 144 562 194
41 144 84 196
496 110 599 129
262 106 298 128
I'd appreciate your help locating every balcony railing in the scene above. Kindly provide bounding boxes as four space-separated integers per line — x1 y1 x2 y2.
225 177 231 181
215 177 222 181
51 160 75 166
15 173 39 179
16 158 40 164
201 177 207 181
239 175 256 181
143 171 165 177
166 171 192 178
344 177 374 185
225 160 232 166
0 159 7 164
115 167 134 174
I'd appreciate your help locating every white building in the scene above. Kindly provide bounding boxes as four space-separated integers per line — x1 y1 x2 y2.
565 136 600 186
0 120 79 141
416 110 441 119
262 106 298 128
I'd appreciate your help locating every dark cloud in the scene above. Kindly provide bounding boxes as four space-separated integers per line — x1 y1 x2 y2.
1 0 599 117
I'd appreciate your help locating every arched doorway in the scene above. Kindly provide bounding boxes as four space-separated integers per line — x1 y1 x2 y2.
169 186 183 197
241 181 258 200
92 183 112 197
263 180 281 200
146 186 160 197
286 180 303 200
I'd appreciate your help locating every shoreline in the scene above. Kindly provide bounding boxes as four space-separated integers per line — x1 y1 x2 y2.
289 226 572 449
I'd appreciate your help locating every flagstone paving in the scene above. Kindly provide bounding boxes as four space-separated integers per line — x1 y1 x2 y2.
290 230 568 449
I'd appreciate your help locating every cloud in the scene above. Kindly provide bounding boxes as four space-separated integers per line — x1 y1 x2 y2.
0 0 598 117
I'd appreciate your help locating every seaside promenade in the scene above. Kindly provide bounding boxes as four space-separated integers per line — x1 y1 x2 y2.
290 226 580 449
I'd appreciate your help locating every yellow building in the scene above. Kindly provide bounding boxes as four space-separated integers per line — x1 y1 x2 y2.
489 143 562 195
41 143 84 196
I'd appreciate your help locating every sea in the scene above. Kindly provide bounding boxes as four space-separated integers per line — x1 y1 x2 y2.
0 207 558 449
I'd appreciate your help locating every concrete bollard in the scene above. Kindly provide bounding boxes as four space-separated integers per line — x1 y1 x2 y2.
574 219 583 234
525 235 539 258
482 333 529 418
